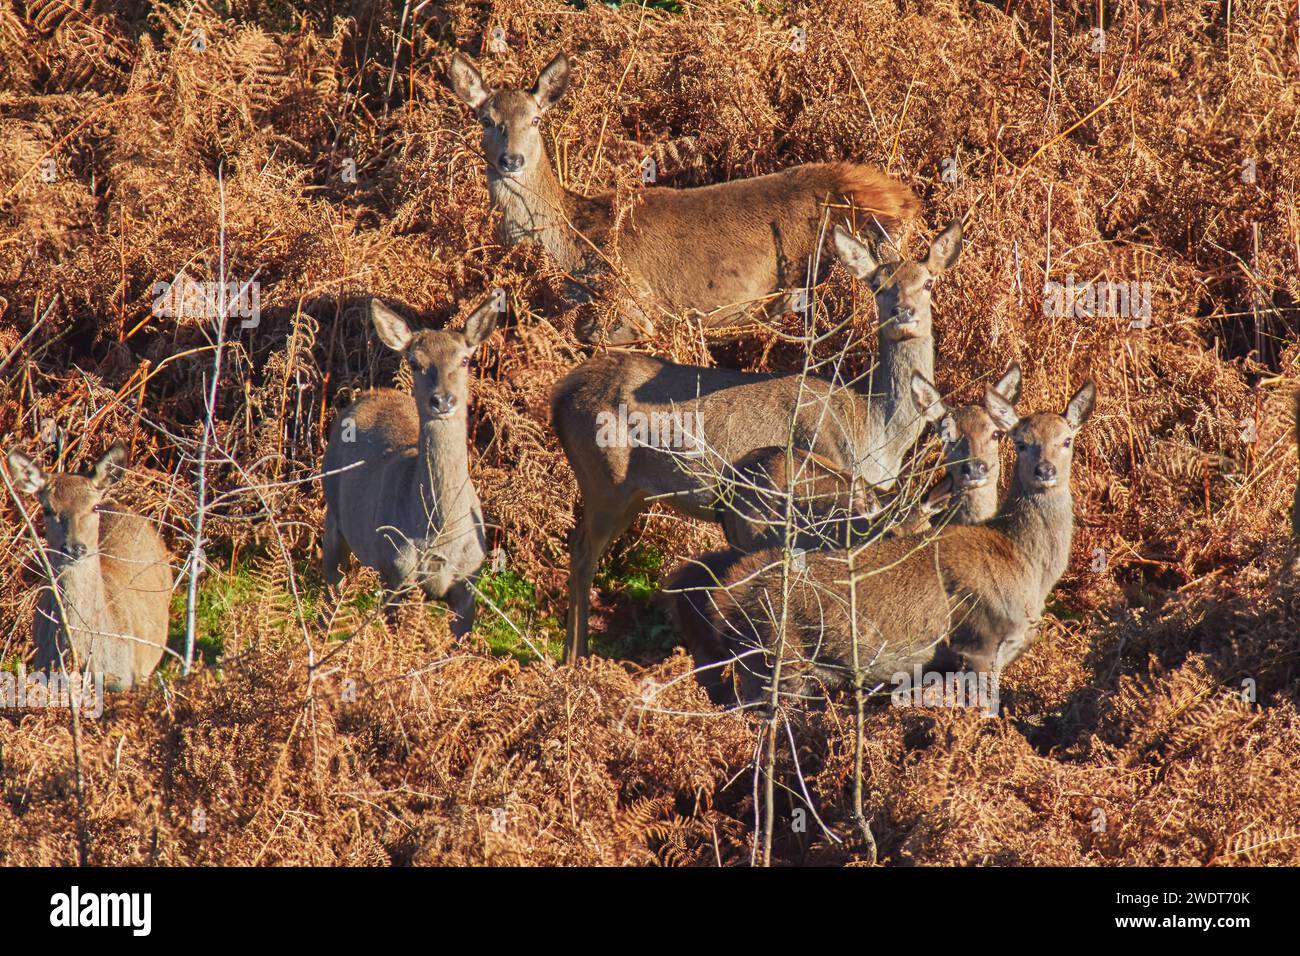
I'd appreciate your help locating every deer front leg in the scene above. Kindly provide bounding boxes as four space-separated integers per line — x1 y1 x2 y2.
564 498 643 663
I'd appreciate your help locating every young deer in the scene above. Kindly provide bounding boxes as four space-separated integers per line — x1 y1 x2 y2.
449 51 918 342
673 381 1096 707
6 444 173 692
321 298 496 635
719 363 1021 551
552 221 963 661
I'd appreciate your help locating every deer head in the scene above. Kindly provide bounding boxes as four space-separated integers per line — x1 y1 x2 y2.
370 298 499 422
7 444 127 567
987 380 1096 495
911 363 1022 493
833 218 964 343
450 52 569 180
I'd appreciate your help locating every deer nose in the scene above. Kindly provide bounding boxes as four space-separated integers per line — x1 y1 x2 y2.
1034 461 1058 484
961 459 989 484
430 393 457 417
67 543 88 559
893 305 916 324
498 152 524 173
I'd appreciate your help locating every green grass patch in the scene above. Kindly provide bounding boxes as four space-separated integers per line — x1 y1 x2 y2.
168 563 262 666
474 568 563 663
593 544 677 662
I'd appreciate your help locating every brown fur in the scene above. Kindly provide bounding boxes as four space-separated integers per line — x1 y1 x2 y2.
719 364 1020 551
450 52 918 342
6 444 173 692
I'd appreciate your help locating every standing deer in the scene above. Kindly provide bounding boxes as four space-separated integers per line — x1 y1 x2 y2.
552 220 964 661
6 444 173 692
321 298 496 635
673 380 1096 707
719 363 1021 551
449 51 918 342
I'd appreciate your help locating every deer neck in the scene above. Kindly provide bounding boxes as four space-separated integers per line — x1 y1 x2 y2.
862 332 934 479
488 154 583 272
413 415 476 535
49 553 113 643
952 480 999 526
990 482 1075 603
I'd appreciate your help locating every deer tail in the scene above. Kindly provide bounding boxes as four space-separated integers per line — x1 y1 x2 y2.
830 162 920 235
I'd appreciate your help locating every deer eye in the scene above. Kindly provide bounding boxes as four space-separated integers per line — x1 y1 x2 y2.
923 279 933 291
1062 437 1072 448
531 116 540 127
992 430 1003 440
460 355 471 368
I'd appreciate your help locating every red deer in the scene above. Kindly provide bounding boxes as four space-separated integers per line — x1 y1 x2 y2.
671 381 1096 707
321 298 496 635
449 51 918 342
551 221 964 661
6 444 173 691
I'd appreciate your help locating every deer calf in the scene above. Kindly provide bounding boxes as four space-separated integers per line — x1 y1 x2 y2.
552 221 963 661
450 51 918 342
321 298 496 635
671 380 1096 707
719 363 1020 551
6 444 173 692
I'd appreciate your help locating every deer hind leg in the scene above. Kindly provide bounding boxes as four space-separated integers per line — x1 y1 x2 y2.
445 575 478 639
564 496 644 664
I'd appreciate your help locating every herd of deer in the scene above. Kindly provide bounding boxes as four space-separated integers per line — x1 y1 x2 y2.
4 52 1293 710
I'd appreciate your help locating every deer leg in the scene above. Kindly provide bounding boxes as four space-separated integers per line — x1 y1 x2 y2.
378 565 411 630
446 576 477 639
321 511 351 598
564 498 642 664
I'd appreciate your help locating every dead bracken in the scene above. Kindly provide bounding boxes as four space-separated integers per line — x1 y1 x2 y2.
0 0 1298 866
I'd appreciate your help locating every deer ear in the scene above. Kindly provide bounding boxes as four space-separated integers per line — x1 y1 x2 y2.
370 300 413 352
832 225 879 279
532 52 569 112
920 473 956 515
924 218 964 274
985 385 1020 432
462 298 499 348
90 443 128 490
1064 380 1097 429
910 373 946 424
993 362 1022 405
450 53 492 110
6 450 45 494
